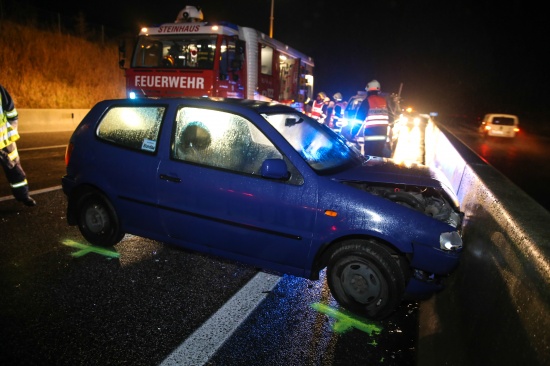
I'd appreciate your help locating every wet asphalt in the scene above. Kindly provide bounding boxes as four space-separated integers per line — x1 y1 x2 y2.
0 189 418 365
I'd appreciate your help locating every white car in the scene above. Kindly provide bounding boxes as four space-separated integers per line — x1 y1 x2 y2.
478 113 519 138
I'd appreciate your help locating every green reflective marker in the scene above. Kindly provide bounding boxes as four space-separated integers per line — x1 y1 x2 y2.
311 302 382 335
62 239 120 258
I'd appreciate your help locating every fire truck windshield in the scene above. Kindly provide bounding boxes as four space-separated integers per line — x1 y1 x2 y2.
132 35 217 69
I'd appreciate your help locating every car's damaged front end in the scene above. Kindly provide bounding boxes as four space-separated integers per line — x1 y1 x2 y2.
332 155 464 297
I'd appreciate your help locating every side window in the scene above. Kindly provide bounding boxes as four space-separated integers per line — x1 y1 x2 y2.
260 45 273 75
172 107 282 175
97 106 164 152
133 39 163 67
219 38 231 79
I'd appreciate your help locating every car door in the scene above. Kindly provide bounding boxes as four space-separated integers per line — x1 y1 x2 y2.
156 106 319 274
90 103 167 234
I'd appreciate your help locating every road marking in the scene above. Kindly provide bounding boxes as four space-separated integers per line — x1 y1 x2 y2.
160 272 281 366
0 185 62 202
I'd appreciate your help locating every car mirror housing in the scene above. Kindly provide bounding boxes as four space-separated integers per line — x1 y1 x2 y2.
261 159 289 180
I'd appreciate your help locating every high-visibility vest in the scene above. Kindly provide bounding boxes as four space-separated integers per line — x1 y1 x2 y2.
310 100 325 121
361 95 389 141
0 93 20 149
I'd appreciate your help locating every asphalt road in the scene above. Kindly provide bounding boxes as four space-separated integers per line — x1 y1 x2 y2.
436 117 550 212
1 131 419 365
7 118 545 365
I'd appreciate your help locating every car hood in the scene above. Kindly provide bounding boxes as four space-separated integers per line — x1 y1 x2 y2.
331 155 455 192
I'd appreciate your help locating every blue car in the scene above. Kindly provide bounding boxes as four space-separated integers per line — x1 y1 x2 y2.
62 97 463 320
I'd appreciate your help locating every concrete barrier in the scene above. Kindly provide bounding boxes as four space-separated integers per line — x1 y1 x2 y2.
16 109 90 133
418 120 550 365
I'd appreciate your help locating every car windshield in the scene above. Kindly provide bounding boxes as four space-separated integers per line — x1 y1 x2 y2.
132 35 217 69
262 112 363 172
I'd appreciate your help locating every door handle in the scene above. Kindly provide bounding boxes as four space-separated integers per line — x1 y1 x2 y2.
159 174 181 183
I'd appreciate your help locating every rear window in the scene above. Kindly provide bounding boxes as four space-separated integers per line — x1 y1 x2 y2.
491 117 516 126
96 106 165 152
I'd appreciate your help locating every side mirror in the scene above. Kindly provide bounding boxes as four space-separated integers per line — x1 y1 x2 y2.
261 159 290 180
118 40 127 69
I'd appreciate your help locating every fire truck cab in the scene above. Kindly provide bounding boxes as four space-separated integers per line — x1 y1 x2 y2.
119 6 315 111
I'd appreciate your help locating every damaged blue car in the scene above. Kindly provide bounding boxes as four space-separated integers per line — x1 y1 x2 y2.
62 97 463 319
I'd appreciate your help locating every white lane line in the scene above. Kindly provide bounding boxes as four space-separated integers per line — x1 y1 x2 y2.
160 272 281 366
0 185 62 202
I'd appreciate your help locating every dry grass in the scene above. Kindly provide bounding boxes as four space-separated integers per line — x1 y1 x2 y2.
0 20 126 108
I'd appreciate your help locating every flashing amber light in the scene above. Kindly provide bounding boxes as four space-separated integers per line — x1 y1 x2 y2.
406 107 413 113
324 210 338 217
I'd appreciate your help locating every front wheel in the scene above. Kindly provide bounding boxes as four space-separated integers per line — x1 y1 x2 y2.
327 240 407 320
76 192 124 247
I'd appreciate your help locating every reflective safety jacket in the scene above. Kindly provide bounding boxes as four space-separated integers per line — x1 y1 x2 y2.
0 85 20 149
310 100 325 121
332 101 347 126
361 94 389 142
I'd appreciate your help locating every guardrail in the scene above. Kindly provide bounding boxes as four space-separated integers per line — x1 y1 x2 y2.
17 109 89 133
418 120 550 365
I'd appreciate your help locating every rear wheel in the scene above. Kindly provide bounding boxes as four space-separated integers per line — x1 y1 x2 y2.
76 192 124 246
327 239 407 320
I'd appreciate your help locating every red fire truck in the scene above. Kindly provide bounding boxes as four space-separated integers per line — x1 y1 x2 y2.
118 6 315 111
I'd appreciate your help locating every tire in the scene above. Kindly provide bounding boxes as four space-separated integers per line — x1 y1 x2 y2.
327 240 407 320
76 192 125 247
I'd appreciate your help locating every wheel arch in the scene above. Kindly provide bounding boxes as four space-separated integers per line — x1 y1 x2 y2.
67 184 113 225
309 234 411 280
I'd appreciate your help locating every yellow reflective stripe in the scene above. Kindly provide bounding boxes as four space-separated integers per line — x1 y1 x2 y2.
10 179 28 188
365 117 389 123
8 149 18 160
6 109 18 119
0 122 20 149
364 136 387 141
363 121 389 127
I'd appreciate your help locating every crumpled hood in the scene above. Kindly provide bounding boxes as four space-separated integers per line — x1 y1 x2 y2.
331 155 455 193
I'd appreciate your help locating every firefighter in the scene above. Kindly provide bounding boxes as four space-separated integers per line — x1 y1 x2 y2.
355 80 391 156
331 92 347 130
0 84 36 206
307 92 328 123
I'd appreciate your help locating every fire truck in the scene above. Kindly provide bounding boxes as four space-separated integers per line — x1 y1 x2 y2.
118 6 315 111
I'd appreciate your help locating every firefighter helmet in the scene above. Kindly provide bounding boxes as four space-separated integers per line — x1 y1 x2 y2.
317 91 327 99
175 6 204 23
333 92 343 101
366 80 381 91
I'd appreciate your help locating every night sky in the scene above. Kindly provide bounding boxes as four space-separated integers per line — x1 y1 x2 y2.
21 0 549 123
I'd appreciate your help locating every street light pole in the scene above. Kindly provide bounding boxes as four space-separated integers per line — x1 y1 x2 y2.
269 0 274 37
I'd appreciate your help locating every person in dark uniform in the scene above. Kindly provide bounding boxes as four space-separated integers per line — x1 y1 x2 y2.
0 83 36 206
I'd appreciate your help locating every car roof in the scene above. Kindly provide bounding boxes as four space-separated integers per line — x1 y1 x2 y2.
484 113 519 120
94 97 300 115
